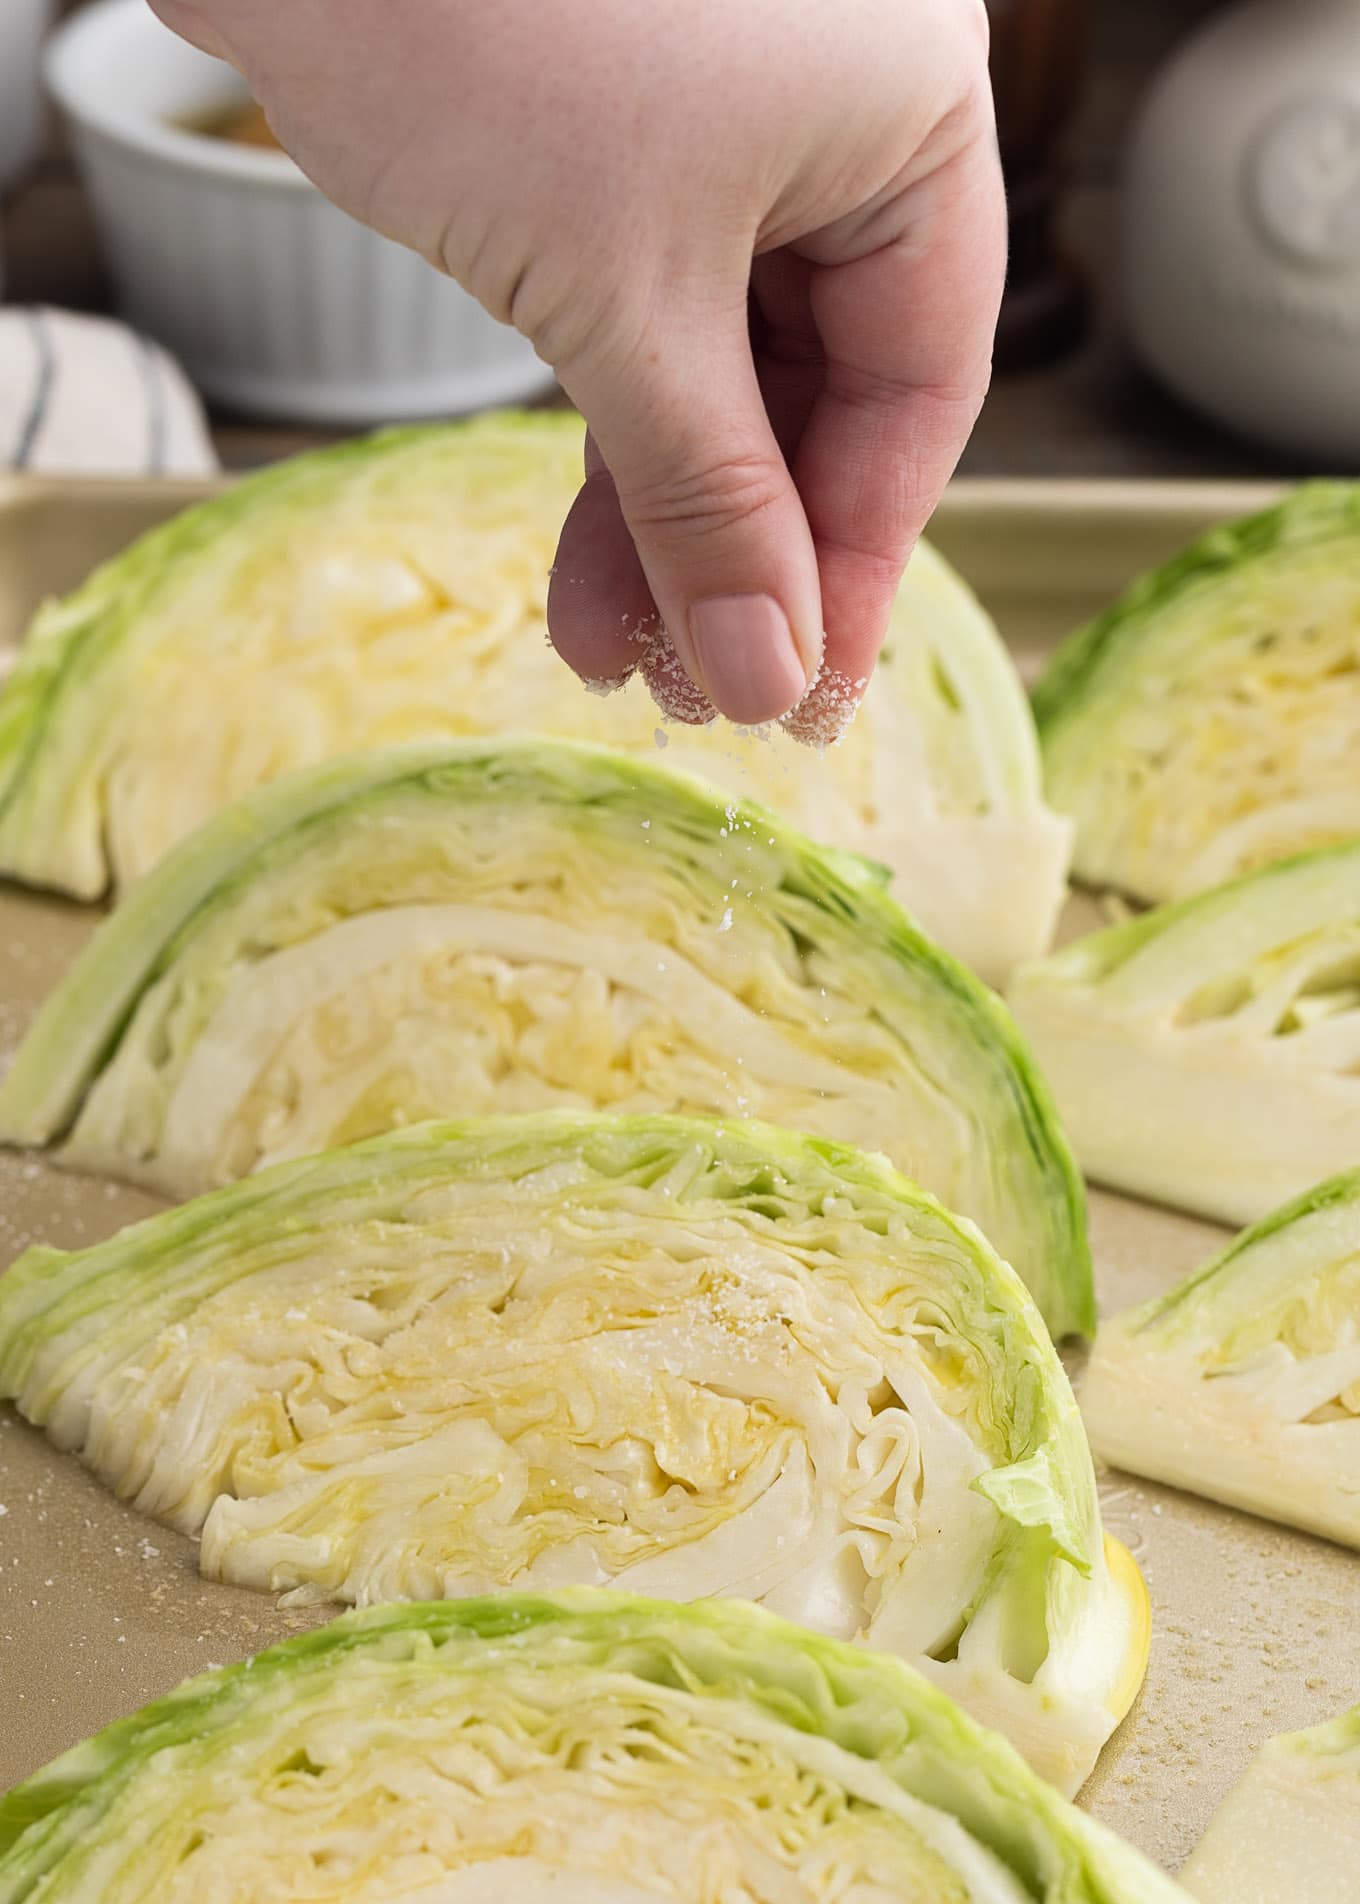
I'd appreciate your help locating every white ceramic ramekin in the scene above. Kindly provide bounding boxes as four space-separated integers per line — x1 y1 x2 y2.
44 0 554 422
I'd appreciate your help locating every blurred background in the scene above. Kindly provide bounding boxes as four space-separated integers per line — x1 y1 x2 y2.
2 0 1354 477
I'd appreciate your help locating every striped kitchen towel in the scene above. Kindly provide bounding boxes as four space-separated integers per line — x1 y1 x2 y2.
0 306 217 476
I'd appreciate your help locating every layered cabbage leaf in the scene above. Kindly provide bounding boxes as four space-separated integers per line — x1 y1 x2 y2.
1008 842 1360 1228
0 411 1067 982
1181 1703 1360 1904
0 1593 1190 1903
1033 483 1360 905
0 1113 1145 1791
0 739 1093 1337
1081 1168 1360 1548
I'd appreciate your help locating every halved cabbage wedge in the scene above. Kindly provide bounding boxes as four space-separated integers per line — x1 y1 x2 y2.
1008 842 1360 1227
1181 1703 1360 1904
0 1113 1144 1792
1033 483 1360 905
1081 1169 1360 1548
0 739 1093 1337
0 1593 1189 1903
0 410 1067 982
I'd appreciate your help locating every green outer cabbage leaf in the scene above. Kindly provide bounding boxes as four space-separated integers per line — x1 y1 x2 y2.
1007 841 1360 1228
1033 482 1360 904
0 739 1093 1338
1080 1165 1360 1548
0 1592 1190 1904
0 1112 1140 1791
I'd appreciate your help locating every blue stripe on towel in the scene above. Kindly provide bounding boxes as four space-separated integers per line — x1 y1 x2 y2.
13 311 55 470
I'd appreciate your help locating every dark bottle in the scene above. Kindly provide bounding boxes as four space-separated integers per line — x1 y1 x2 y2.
986 0 1090 368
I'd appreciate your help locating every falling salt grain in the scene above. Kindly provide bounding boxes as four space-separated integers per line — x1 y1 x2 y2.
653 728 668 749
717 908 733 933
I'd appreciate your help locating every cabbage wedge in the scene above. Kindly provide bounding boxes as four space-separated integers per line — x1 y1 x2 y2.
1081 1169 1360 1548
0 1593 1189 1903
1033 483 1360 905
0 410 1067 982
1008 842 1360 1228
1181 1703 1360 1904
0 1114 1144 1791
0 739 1093 1337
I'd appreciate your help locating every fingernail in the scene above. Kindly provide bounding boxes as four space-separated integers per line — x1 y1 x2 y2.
687 594 809 724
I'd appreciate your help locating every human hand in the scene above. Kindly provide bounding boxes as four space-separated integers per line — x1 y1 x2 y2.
150 0 1005 735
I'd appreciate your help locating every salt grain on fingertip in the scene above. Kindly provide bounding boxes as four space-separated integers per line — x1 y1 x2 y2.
780 662 866 748
581 669 634 698
634 620 718 726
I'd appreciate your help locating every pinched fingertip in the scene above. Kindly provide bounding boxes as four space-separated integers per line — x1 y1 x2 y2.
637 621 719 727
778 660 868 749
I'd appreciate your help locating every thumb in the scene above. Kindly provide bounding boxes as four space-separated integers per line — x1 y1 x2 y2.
144 2 234 61
552 299 823 726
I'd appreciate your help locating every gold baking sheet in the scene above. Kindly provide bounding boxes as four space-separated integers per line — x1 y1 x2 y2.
0 472 1354 1879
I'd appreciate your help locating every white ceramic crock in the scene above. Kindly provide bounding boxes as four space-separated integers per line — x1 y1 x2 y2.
1121 0 1360 464
43 0 553 422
